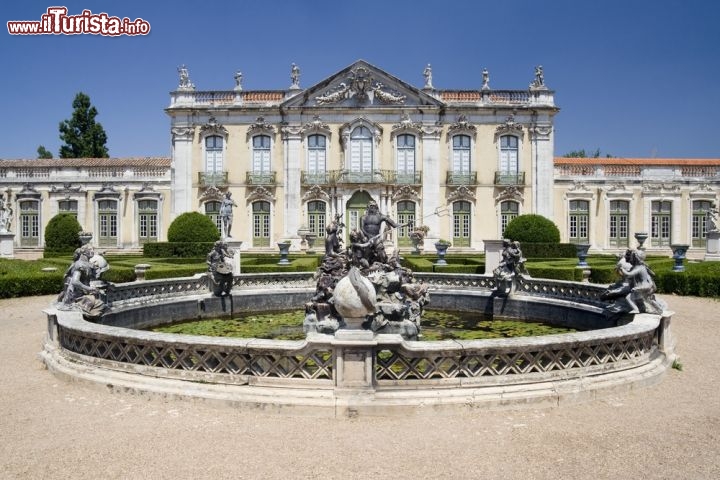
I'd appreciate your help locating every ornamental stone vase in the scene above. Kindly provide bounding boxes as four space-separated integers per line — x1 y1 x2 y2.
670 244 689 272
434 242 450 266
277 241 291 265
575 244 591 268
634 232 649 250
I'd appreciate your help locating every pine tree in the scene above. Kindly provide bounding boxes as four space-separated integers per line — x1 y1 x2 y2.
58 92 109 158
37 145 53 159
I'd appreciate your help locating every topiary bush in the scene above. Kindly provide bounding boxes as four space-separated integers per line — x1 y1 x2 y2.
44 213 82 255
503 214 561 243
167 212 220 243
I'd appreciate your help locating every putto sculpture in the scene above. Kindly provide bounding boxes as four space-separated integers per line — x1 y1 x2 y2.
56 243 109 319
304 200 429 339
207 240 235 296
602 248 666 318
493 239 529 295
0 193 13 233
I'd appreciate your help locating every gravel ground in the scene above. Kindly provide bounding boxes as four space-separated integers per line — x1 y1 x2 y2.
0 294 718 480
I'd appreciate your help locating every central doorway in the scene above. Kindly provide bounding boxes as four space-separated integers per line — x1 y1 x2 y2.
345 191 375 242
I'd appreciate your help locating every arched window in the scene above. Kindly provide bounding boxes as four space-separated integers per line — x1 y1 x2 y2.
397 201 416 247
651 200 672 247
137 199 158 244
453 201 471 247
452 135 471 175
396 134 416 183
692 200 712 247
58 199 78 218
307 135 327 181
500 201 519 237
609 200 629 247
252 201 271 247
19 200 39 247
252 135 271 174
568 200 589 244
307 201 327 238
350 126 373 180
205 201 222 233
98 199 118 247
204 136 224 184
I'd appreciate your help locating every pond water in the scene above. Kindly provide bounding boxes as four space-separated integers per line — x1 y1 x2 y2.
150 310 576 341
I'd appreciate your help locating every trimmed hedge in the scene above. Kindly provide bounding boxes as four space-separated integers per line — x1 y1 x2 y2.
519 243 577 258
504 214 561 243
167 212 220 243
43 213 82 257
143 242 216 258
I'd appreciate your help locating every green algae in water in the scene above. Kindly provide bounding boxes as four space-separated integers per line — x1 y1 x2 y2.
150 309 575 341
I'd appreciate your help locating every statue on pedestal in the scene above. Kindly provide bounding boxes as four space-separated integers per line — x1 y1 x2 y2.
207 240 235 296
57 244 109 319
219 191 237 239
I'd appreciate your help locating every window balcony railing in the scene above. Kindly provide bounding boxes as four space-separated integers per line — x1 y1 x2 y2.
301 171 333 185
330 169 389 184
198 171 228 186
385 170 423 185
246 171 277 185
446 171 478 185
494 171 526 185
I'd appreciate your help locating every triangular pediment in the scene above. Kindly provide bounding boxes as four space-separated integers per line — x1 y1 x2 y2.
282 60 445 108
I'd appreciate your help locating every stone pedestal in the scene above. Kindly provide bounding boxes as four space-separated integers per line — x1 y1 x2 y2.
332 334 377 389
0 232 15 258
226 240 243 274
483 239 505 275
705 231 720 261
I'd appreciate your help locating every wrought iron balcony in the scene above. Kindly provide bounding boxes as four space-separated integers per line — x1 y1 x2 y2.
246 171 277 185
198 171 228 186
330 169 389 184
301 171 333 185
494 171 526 185
385 170 423 185
446 171 478 185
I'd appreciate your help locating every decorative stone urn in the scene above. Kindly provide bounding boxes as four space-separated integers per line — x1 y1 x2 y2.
277 241 291 265
670 244 689 272
634 232 649 250
434 241 450 266
79 232 93 246
575 244 591 268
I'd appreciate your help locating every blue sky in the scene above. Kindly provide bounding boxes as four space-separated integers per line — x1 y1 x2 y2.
2 0 719 159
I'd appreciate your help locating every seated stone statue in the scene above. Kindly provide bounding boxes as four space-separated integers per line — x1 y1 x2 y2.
602 248 666 316
207 240 234 296
57 244 108 318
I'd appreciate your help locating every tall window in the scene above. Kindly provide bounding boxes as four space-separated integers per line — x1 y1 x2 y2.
453 201 471 247
19 200 39 247
205 135 224 182
397 201 416 247
307 135 327 182
252 135 271 173
692 200 712 247
307 201 327 239
500 201 519 237
137 199 158 244
252 201 271 247
452 135 471 174
651 200 672 247
568 200 589 244
58 199 78 218
205 201 222 233
396 134 416 183
350 126 373 180
499 135 519 174
609 200 629 248
98 199 118 247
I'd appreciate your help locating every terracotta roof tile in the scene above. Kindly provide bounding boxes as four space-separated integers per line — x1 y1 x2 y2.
555 157 720 166
0 157 171 168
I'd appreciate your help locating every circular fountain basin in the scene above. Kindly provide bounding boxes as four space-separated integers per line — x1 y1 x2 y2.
40 272 676 417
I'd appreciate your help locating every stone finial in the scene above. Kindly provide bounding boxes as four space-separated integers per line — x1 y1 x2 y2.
423 64 433 89
177 64 195 91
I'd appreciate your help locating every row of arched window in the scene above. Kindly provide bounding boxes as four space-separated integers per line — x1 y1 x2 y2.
204 129 522 179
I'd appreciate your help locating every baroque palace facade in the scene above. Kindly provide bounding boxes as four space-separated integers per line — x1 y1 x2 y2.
1 60 718 257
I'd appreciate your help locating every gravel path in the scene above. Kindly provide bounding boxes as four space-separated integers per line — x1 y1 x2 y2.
0 294 718 479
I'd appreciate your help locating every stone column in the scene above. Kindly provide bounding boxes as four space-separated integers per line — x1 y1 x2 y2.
531 123 554 220
283 127 302 248
483 239 505 275
422 126 442 249
171 126 195 217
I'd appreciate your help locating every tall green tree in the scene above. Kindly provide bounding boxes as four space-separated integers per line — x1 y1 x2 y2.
36 145 53 159
562 148 613 158
58 92 109 158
